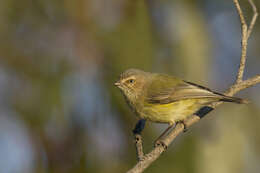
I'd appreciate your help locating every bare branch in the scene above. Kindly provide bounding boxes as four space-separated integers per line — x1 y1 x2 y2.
134 134 144 161
234 0 258 83
226 75 260 96
233 0 248 83
127 144 165 173
247 0 258 39
132 119 146 161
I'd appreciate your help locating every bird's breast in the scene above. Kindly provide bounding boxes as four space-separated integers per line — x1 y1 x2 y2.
140 99 203 124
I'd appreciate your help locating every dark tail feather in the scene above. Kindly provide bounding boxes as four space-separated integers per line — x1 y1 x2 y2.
220 96 249 104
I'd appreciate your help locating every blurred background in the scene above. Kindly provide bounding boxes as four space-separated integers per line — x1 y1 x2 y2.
0 0 260 173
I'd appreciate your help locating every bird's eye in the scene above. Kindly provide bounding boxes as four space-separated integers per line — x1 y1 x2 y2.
128 79 134 83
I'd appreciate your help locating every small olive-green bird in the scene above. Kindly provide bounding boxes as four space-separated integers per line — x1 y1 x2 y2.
115 69 247 137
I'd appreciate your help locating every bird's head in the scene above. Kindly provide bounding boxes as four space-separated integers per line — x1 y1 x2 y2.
115 69 150 103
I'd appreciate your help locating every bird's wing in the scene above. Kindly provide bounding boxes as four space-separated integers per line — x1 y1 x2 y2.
145 74 226 104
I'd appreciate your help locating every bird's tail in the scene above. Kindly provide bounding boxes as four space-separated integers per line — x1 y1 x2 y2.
220 95 249 104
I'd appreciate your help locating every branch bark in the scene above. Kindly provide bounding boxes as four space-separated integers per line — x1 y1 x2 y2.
127 0 259 173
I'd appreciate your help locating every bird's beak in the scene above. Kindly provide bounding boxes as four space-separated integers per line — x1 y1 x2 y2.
114 81 121 87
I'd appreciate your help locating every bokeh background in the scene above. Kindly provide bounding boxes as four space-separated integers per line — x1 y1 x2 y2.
0 0 260 173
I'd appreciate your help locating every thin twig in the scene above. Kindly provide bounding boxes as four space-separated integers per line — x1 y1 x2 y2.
132 119 146 160
233 0 248 83
226 75 260 96
247 0 258 39
134 134 144 161
127 1 259 173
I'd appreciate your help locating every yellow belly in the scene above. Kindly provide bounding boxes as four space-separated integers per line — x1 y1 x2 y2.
140 99 207 125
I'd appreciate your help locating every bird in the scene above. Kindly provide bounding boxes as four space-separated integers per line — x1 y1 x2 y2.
114 68 247 143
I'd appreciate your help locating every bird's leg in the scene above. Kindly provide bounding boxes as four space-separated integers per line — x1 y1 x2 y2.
132 119 146 135
154 123 175 149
